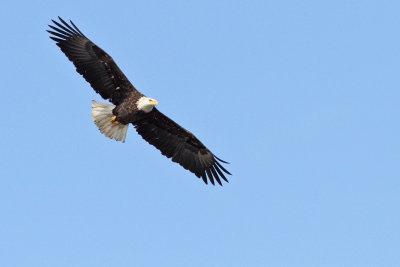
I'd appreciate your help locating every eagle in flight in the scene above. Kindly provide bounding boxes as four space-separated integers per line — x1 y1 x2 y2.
47 17 231 185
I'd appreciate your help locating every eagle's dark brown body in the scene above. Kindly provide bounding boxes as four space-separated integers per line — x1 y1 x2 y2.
48 17 231 185
113 91 145 124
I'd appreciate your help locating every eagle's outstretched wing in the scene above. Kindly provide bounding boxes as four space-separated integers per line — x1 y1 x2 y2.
134 109 231 185
47 17 136 105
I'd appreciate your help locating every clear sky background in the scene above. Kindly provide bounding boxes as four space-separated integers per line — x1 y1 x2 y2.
1 0 399 266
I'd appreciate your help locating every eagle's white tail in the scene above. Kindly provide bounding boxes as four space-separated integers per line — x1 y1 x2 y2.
91 100 129 142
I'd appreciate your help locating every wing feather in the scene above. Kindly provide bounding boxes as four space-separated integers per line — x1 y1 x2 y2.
214 164 228 183
210 166 222 186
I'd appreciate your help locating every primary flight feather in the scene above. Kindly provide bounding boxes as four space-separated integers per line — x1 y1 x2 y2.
47 17 231 185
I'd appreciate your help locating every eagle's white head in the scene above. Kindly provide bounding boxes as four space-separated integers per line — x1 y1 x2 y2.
136 96 159 113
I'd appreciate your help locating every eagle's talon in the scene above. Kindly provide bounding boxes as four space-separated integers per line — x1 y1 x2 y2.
110 115 120 126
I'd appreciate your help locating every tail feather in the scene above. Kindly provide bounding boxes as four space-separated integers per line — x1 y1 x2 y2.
91 100 129 142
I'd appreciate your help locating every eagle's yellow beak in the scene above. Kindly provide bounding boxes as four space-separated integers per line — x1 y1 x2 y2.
150 99 159 106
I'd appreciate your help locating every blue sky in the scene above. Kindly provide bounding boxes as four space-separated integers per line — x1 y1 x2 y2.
1 0 400 266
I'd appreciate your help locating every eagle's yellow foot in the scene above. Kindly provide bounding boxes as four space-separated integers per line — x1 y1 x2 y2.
110 115 120 126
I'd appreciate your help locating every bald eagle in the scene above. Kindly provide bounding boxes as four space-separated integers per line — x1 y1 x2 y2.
47 17 231 185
